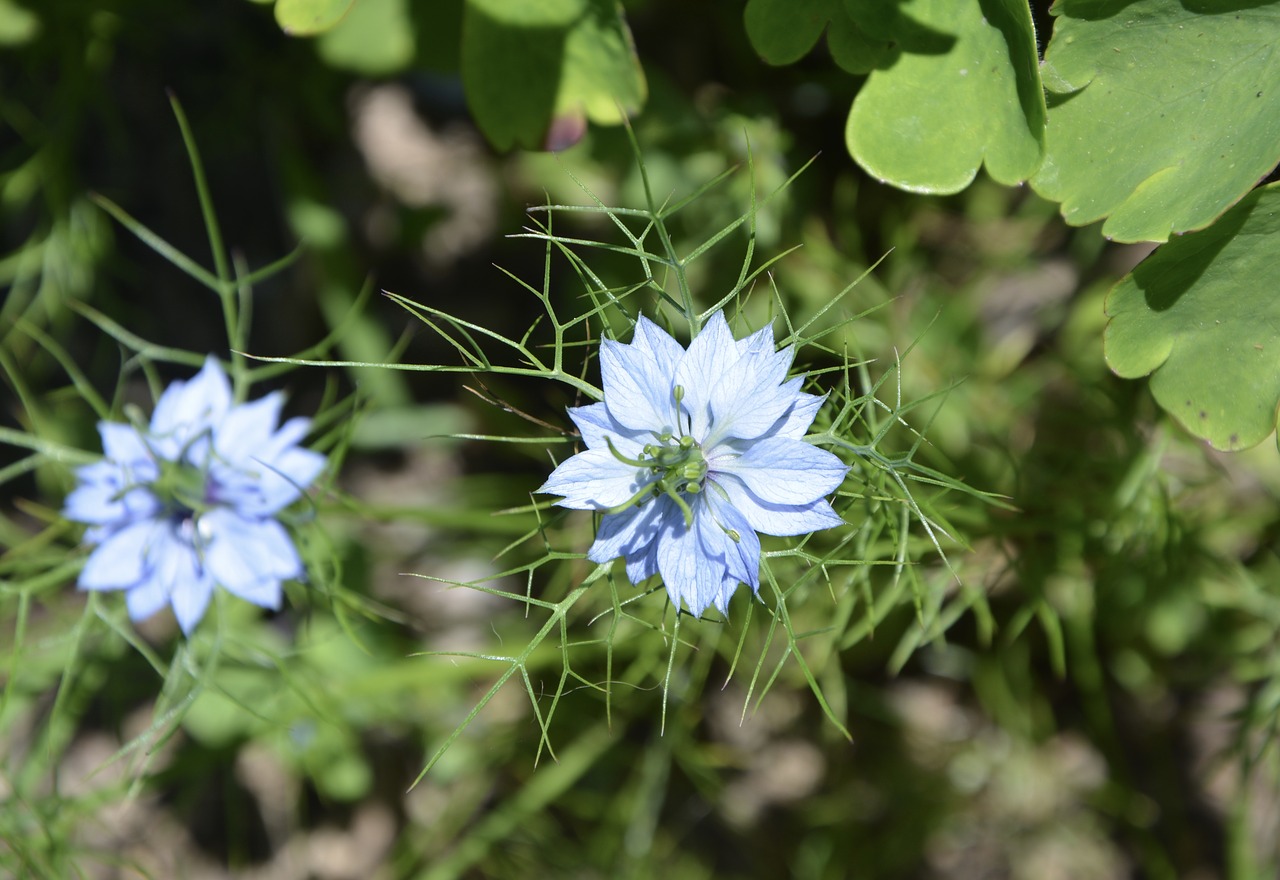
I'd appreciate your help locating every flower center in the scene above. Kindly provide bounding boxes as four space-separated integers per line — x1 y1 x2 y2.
643 433 707 497
601 430 710 528
150 458 212 525
600 385 713 527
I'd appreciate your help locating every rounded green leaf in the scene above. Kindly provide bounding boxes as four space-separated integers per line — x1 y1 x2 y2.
1105 183 1280 451
560 1 645 125
0 0 39 46
274 0 356 35
827 11 894 74
745 0 832 65
462 0 646 151
316 0 413 75
845 0 1044 194
1032 0 1280 243
468 0 584 27
744 0 891 73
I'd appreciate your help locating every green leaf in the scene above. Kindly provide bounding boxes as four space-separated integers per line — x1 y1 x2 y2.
0 0 39 47
1105 182 1280 451
844 0 1044 194
316 0 413 75
467 0 582 26
462 0 647 151
744 0 829 64
1032 0 1280 243
744 0 892 74
274 0 356 36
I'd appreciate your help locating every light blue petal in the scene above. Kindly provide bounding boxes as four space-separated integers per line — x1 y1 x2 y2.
180 435 214 471
64 464 159 526
250 415 313 468
222 446 326 516
249 415 324 509
84 524 114 544
258 446 326 514
201 510 301 600
129 522 214 634
655 508 729 617
701 491 761 589
733 322 773 354
205 399 323 515
713 436 847 504
589 496 674 564
772 392 824 439
99 422 152 466
711 571 746 615
538 449 651 510
692 319 795 446
600 338 677 435
568 403 611 448
653 516 701 609
72 484 159 526
271 415 312 450
72 459 117 484
149 357 231 457
124 575 171 622
673 311 737 440
64 479 118 524
226 576 285 610
200 511 293 611
213 392 284 465
170 567 215 634
716 478 845 536
79 519 160 590
703 366 800 447
568 403 647 456
624 540 659 584
630 316 686 375
92 521 213 633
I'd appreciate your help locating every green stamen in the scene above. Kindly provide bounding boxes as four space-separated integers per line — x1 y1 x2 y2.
606 436 652 469
603 482 663 516
662 480 696 527
599 390 710 524
151 458 211 515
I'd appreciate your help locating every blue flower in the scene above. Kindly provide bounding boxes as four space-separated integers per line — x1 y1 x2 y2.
539 311 847 616
63 358 325 634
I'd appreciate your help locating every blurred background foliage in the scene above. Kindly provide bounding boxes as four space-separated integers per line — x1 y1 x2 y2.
1 0 1279 878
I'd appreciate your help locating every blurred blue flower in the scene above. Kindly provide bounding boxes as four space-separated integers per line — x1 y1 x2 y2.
539 312 846 616
63 358 325 634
